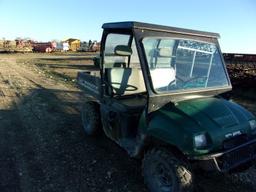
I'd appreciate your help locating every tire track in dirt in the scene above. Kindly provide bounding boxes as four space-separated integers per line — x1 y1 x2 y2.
0 58 84 191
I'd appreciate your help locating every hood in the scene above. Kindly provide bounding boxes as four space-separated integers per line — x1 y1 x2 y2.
176 97 254 129
153 97 255 152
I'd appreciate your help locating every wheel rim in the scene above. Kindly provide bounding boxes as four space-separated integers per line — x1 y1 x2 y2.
152 161 174 192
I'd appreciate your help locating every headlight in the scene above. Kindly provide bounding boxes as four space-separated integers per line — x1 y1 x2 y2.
249 119 256 130
194 134 207 148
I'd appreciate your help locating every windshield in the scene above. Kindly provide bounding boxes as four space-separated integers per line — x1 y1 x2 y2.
142 37 229 93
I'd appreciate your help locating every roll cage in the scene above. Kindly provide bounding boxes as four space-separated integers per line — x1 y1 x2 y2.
100 22 232 112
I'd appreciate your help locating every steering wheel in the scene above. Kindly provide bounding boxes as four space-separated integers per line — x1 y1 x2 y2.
187 76 207 83
179 75 207 87
111 82 138 91
165 74 184 90
169 74 207 89
111 82 138 95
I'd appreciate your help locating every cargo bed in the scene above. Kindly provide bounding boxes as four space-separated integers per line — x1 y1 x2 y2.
77 70 101 100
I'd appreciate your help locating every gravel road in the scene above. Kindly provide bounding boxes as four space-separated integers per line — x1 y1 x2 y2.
0 54 255 192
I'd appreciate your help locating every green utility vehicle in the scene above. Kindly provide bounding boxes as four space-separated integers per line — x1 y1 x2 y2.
77 22 256 192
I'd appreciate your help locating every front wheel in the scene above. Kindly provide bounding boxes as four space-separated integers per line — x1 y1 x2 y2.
142 148 193 192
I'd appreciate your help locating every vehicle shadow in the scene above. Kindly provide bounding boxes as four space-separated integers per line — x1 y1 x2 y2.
0 88 146 192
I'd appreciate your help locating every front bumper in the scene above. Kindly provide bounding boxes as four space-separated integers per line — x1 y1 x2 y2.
191 138 256 172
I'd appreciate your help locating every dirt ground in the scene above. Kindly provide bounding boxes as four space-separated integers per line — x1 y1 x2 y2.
0 53 256 192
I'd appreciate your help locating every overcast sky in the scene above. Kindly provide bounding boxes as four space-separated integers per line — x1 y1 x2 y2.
0 0 255 53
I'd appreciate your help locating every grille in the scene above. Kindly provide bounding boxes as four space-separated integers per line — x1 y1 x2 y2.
217 141 256 171
223 134 248 150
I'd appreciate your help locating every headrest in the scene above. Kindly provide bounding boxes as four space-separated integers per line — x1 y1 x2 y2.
158 48 173 57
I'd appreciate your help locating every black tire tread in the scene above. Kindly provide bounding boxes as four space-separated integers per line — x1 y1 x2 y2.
81 102 101 136
142 148 193 192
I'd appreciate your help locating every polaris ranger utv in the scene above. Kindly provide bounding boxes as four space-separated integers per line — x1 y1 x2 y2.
77 21 256 192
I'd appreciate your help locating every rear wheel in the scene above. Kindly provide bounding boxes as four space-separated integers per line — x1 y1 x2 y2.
81 102 101 136
142 148 193 192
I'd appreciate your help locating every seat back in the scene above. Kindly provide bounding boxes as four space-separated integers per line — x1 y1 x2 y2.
150 68 176 89
106 68 146 95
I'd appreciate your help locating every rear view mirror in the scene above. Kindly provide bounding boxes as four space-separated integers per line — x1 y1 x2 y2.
114 45 133 56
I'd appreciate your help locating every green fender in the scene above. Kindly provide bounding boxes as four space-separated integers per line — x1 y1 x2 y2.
138 97 256 157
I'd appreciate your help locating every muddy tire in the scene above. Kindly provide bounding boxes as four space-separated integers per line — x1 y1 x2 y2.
142 148 193 192
81 102 101 136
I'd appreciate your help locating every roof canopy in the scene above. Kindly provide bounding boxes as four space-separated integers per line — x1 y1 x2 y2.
102 21 220 38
